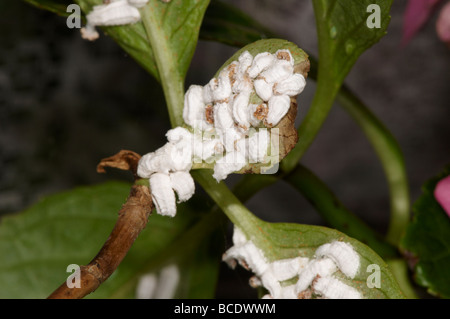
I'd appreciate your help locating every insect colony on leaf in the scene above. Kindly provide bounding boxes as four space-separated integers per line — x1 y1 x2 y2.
77 0 370 300
78 1 306 219
223 227 362 299
137 48 306 217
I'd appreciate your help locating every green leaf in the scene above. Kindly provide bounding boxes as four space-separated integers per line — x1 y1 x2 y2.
72 0 210 126
73 0 159 79
103 23 160 82
313 0 393 85
401 165 450 298
190 39 309 175
23 0 73 17
216 39 309 77
252 221 404 299
0 182 221 298
282 0 393 173
139 0 210 81
252 218 401 298
139 0 210 127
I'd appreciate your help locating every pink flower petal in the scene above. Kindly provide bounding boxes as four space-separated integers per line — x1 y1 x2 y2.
434 175 450 218
436 1 450 45
402 0 443 45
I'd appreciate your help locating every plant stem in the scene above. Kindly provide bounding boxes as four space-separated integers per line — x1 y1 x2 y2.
192 171 261 228
280 1 341 174
48 183 153 299
191 170 276 253
336 86 410 247
140 6 185 127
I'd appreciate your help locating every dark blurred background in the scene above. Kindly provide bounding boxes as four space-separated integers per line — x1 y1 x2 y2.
0 1 449 298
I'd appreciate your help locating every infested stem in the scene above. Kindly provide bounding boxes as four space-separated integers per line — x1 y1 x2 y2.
48 151 153 299
191 170 272 252
48 183 153 299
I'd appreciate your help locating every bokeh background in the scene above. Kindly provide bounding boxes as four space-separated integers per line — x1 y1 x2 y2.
0 0 449 298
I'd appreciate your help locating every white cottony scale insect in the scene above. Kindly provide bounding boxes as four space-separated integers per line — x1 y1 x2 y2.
194 136 224 161
275 49 294 66
203 78 217 104
233 52 254 93
183 85 211 131
314 276 362 299
260 59 293 84
214 68 233 102
315 241 360 279
254 79 274 102
232 91 252 131
170 171 195 203
179 49 308 181
223 226 363 299
213 102 234 132
149 173 177 217
248 52 276 79
81 0 142 41
269 257 308 282
80 25 100 41
213 151 246 181
138 49 308 215
295 258 337 294
248 130 270 163
137 145 178 177
266 95 291 126
274 73 306 96
86 0 141 25
238 51 254 75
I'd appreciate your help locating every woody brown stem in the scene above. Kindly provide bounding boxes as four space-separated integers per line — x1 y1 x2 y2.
48 151 153 299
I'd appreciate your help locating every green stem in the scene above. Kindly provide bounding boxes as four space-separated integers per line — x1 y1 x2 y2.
232 174 279 203
336 86 410 246
191 171 261 228
280 1 340 173
191 170 278 256
140 6 184 127
285 165 398 258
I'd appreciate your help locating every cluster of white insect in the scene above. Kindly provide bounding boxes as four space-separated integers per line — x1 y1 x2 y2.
223 227 362 299
137 49 306 218
183 49 306 182
80 0 150 41
137 127 196 217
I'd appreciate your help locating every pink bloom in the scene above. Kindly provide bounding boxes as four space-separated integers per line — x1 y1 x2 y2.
402 0 442 45
436 1 450 45
434 175 450 218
